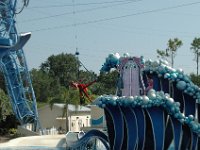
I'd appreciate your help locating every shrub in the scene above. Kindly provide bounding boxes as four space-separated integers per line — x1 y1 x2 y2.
8 128 17 135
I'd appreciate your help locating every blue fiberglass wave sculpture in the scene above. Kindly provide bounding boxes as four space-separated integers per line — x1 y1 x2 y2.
0 0 39 130
70 53 200 150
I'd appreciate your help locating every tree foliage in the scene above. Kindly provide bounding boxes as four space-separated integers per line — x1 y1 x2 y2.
190 73 200 87
40 53 79 87
0 88 11 121
78 70 97 83
191 37 200 75
49 87 80 108
30 52 120 104
0 72 7 93
31 53 98 104
92 70 118 95
157 38 183 67
31 69 53 102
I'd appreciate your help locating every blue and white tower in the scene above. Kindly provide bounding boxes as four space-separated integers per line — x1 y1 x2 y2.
0 0 40 131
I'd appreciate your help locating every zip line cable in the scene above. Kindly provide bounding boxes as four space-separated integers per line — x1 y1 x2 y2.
27 0 137 9
20 0 136 23
79 60 91 73
30 1 200 32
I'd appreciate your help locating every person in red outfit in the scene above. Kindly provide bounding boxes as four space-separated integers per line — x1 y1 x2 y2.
70 80 96 104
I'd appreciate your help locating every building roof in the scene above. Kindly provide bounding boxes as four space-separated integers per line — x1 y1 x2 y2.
53 103 91 112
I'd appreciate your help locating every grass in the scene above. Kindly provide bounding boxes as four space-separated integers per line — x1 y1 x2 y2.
37 102 48 108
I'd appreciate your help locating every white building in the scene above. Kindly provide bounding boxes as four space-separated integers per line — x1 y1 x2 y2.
38 103 91 133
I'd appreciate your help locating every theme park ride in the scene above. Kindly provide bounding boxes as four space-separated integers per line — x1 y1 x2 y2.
0 0 40 131
1 1 200 149
68 53 200 150
71 50 97 105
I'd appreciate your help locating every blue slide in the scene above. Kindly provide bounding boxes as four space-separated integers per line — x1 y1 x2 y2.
67 129 109 149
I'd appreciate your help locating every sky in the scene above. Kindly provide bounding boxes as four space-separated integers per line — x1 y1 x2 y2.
16 0 200 75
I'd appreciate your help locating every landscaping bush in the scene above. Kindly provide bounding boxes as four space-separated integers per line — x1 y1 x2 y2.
8 128 17 135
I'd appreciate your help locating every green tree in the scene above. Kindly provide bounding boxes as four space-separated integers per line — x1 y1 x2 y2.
0 88 11 121
0 72 6 92
49 87 80 108
49 86 80 131
191 37 200 75
190 73 200 87
157 38 183 67
92 70 118 95
78 70 97 83
40 53 79 87
31 69 53 102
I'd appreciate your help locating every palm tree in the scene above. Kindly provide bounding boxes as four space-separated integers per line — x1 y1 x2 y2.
49 86 79 132
157 38 183 67
191 37 200 75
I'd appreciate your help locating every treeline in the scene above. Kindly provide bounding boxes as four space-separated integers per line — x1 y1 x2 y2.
30 53 118 105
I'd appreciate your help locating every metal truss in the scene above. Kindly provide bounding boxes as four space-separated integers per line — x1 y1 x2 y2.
0 0 39 131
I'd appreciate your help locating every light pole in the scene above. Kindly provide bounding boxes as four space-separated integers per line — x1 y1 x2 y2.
65 88 70 132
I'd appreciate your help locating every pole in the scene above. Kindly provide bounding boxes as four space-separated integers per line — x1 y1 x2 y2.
66 88 69 132
197 51 199 76
171 51 174 68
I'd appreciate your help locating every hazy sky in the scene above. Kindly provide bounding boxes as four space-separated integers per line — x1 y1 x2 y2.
16 0 200 74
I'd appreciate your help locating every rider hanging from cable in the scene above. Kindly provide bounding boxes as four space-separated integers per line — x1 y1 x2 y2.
70 80 96 105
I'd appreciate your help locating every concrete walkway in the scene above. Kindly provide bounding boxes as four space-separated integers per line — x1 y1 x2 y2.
0 134 66 148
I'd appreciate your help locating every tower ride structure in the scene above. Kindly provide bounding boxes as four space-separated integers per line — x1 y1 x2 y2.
0 0 39 131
